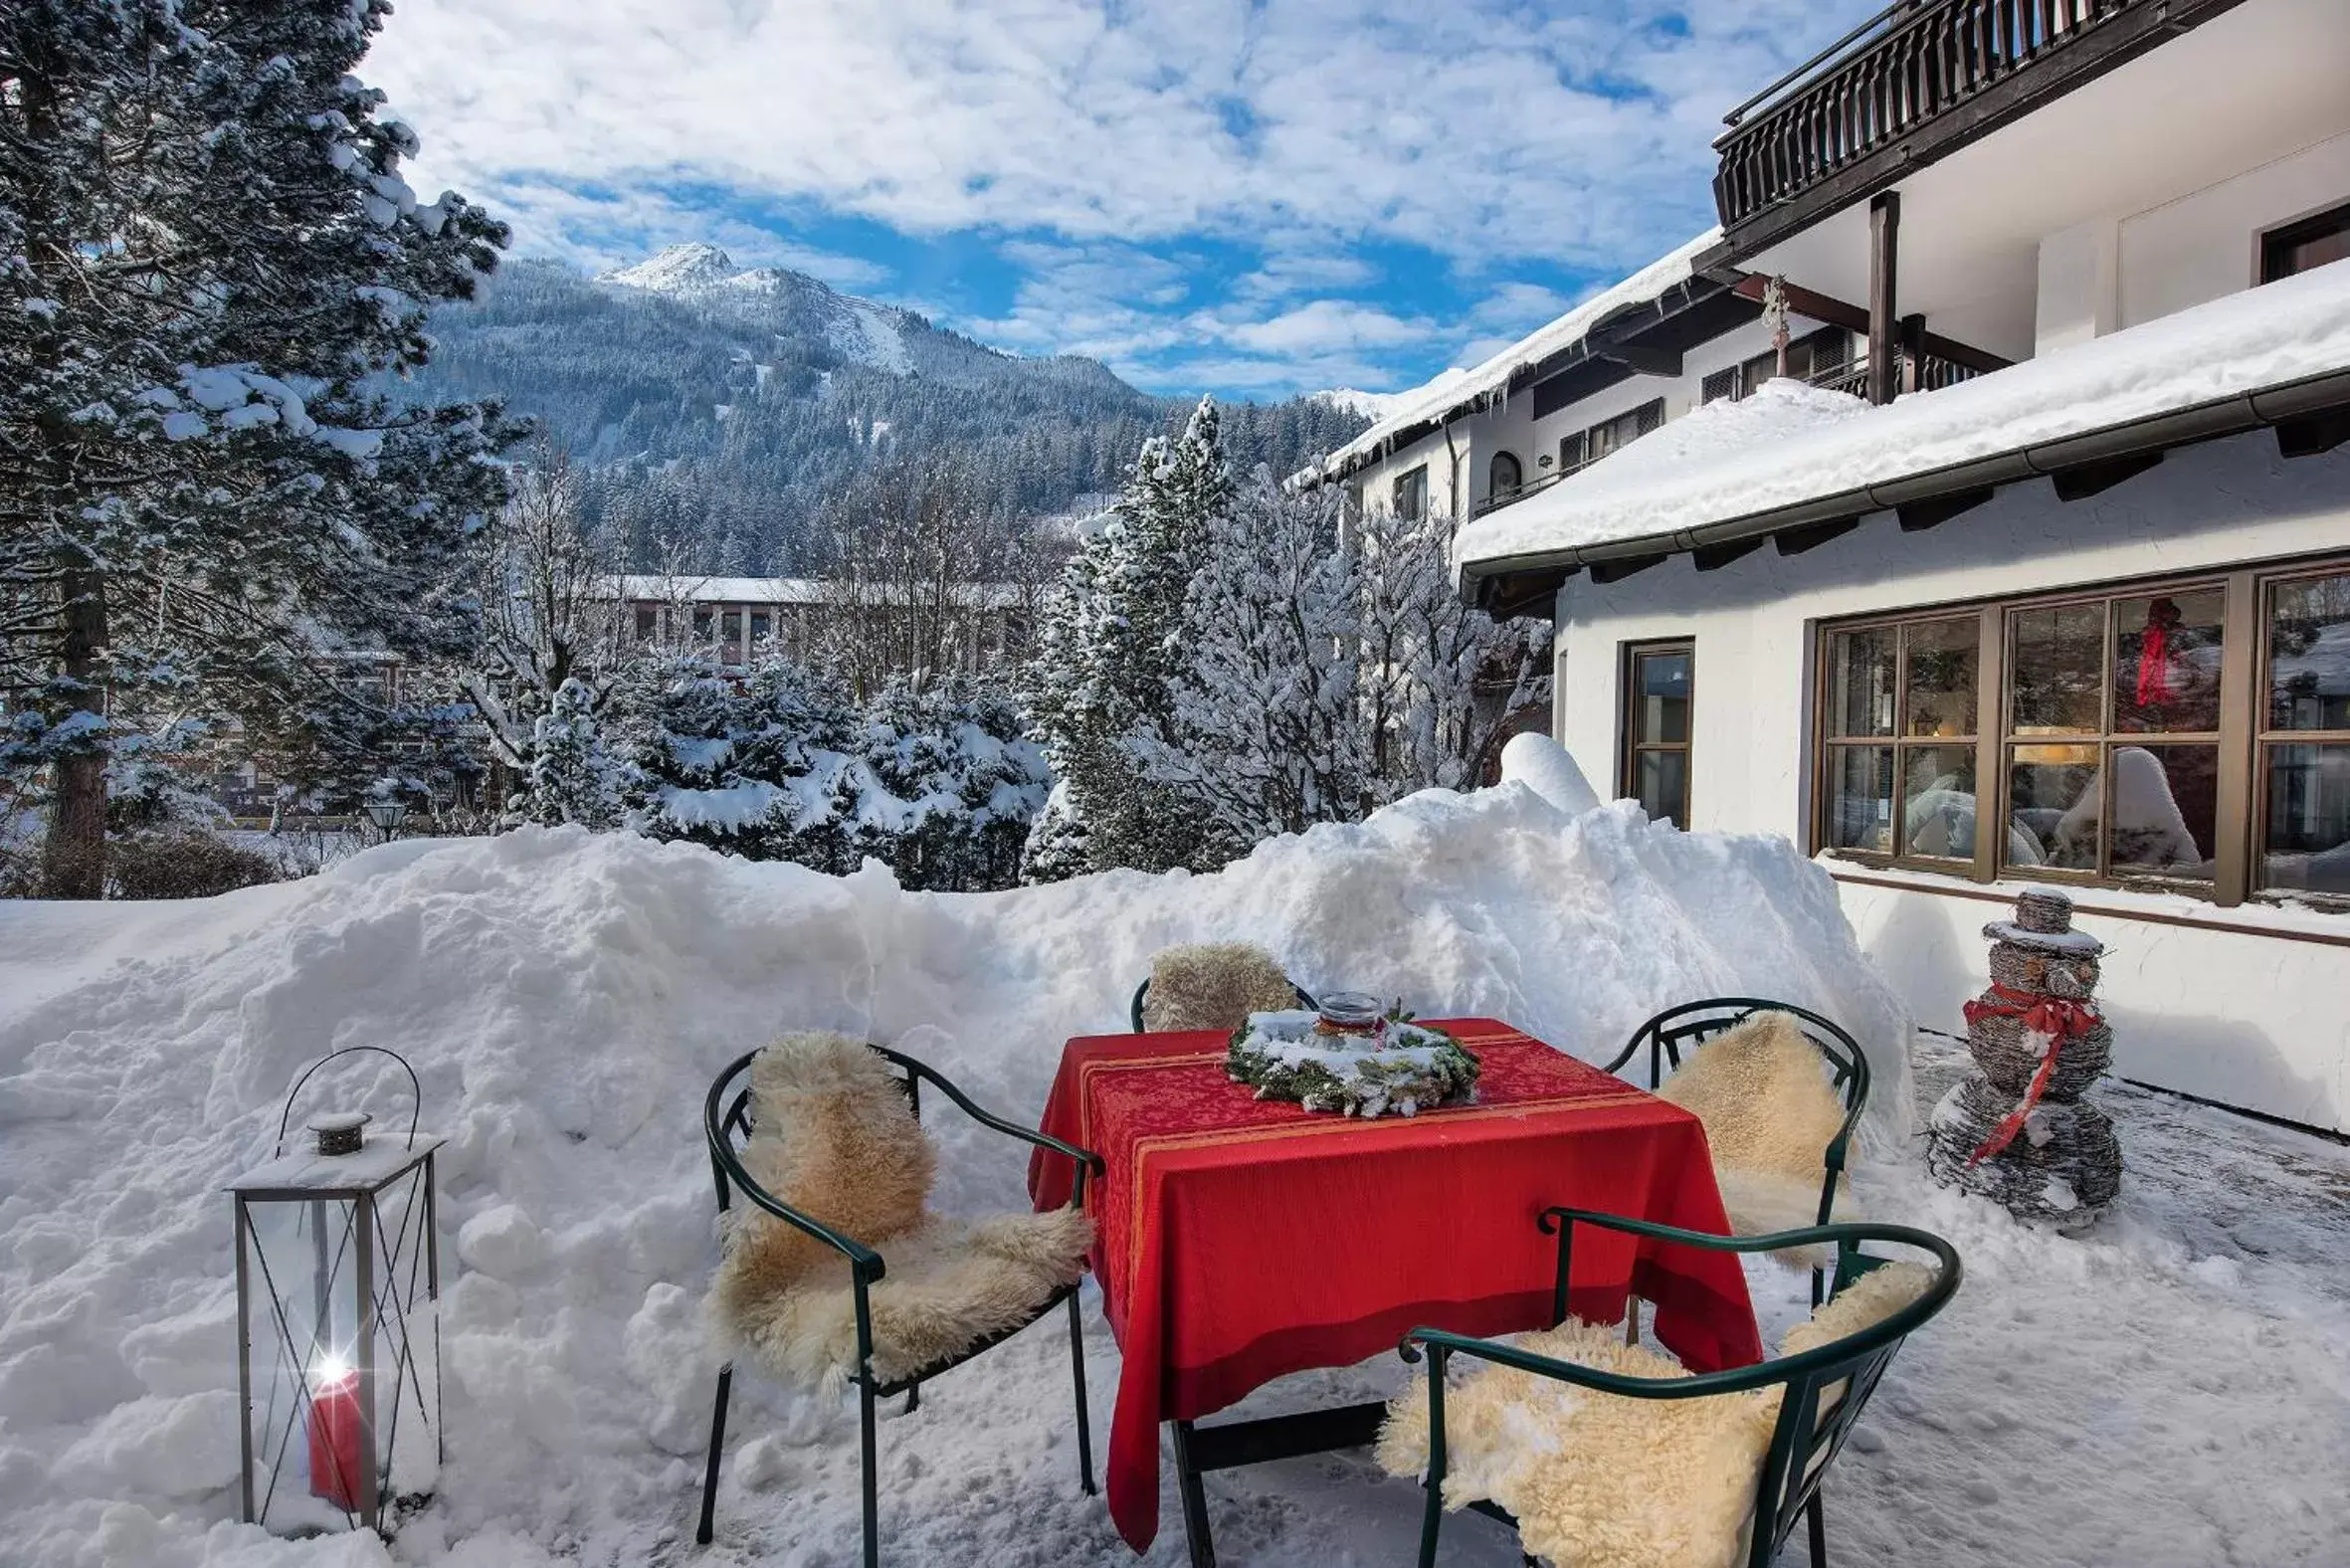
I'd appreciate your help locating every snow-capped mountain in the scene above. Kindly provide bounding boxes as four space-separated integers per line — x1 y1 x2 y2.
1314 367 1472 424
407 245 1370 572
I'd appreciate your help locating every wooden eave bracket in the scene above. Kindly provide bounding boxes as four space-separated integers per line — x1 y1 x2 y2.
2050 451 2163 501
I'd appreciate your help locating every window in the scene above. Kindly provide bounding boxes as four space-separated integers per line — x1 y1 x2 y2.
749 610 771 646
2260 201 2350 284
635 607 657 641
1560 399 1665 476
2259 570 2350 898
1700 328 1856 405
1820 616 1982 860
1392 464 1429 522
1812 557 2350 908
1623 641 1693 829
1488 451 1522 499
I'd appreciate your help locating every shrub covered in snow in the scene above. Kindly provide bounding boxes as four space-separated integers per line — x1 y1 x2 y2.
612 656 1047 891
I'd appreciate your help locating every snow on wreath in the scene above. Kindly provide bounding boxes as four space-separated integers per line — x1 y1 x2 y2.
1227 1002 1479 1119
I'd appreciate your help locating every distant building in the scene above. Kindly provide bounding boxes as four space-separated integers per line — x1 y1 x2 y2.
604 574 1038 679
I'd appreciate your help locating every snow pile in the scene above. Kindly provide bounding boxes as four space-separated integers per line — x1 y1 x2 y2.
6 790 2346 1567
1458 255 2350 568
0 787 1908 1565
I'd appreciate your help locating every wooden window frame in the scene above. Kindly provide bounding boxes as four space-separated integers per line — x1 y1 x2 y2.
1392 463 1429 522
1810 552 2350 912
2259 199 2350 285
1563 399 1666 478
1622 638 1695 830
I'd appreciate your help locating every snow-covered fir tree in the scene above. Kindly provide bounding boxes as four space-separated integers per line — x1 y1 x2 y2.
1129 469 1367 850
1354 499 1550 798
1022 396 1231 878
0 0 519 894
507 679 630 830
606 653 1046 890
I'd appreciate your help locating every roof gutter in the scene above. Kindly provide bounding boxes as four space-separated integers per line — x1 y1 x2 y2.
1458 364 2350 610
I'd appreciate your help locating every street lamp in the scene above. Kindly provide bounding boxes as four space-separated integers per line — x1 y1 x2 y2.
360 796 409 842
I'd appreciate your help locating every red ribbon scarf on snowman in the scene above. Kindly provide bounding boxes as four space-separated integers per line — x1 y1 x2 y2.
1958 983 2102 1165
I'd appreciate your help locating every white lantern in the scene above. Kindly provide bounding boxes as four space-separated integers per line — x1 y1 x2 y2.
228 1048 443 1535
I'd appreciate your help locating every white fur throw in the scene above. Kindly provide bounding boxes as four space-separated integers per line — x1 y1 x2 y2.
707 1032 1093 1392
1377 1261 1938 1568
1141 942 1298 1033
1657 1012 1856 1262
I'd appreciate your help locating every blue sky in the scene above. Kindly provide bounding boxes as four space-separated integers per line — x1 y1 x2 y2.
365 1 1868 401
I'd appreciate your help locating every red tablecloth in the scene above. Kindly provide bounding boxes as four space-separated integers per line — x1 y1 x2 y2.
1027 1018 1762 1552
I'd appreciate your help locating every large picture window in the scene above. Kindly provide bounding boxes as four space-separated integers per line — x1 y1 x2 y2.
1623 641 1693 829
1813 557 2350 908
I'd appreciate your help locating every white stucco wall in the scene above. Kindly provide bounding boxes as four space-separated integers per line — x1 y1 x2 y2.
2119 127 2350 328
1544 429 2350 1131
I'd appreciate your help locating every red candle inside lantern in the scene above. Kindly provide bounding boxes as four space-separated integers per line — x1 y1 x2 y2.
307 1359 365 1509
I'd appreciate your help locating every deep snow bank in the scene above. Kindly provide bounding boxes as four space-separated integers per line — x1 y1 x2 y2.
0 785 1909 1565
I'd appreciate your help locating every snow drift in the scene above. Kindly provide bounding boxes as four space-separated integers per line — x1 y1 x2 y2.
0 785 1911 1565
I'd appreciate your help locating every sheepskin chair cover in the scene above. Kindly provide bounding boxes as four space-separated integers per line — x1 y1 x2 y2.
708 1031 1093 1393
1141 941 1298 1033
1657 1011 1855 1257
1375 1261 1938 1568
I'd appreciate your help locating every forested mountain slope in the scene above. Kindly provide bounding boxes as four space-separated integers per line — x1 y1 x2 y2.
408 244 1368 570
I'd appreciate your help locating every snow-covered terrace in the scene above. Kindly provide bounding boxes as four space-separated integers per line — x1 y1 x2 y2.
1306 230 1721 483
1455 255 2350 598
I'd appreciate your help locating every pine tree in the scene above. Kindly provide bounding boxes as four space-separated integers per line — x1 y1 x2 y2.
1129 468 1366 849
0 0 521 894
1022 396 1231 878
508 678 630 830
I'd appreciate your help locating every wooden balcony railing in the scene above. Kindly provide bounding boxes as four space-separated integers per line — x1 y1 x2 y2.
1713 0 2146 234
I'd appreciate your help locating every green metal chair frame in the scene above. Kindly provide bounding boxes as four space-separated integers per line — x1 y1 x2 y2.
1128 976 1318 1034
1604 998 1871 1306
696 1045 1103 1567
1398 1212 1962 1568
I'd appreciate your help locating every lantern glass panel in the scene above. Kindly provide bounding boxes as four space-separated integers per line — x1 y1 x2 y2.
232 1137 443 1536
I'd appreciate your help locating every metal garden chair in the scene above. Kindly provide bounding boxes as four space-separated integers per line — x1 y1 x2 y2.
1399 1212 1962 1568
1129 975 1317 1033
1605 998 1870 1305
696 1045 1102 1567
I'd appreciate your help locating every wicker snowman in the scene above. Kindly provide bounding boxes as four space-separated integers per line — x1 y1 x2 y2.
1925 888 2122 1229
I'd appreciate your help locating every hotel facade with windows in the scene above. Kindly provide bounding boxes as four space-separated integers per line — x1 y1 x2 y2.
1308 0 2350 1131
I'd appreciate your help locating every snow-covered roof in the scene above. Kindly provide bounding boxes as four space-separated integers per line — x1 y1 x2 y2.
606 574 1024 609
1309 230 1721 482
1457 256 2350 579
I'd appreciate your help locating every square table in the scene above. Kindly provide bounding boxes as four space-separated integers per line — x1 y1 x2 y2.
1028 1018 1763 1562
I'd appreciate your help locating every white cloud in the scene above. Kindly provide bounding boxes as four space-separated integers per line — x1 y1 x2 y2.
368 0 1850 265
360 0 1863 393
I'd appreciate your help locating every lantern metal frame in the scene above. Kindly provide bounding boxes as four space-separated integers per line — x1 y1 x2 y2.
229 1046 444 1536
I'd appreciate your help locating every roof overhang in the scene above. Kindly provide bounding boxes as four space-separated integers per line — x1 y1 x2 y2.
1312 256 1737 486
1460 366 2350 617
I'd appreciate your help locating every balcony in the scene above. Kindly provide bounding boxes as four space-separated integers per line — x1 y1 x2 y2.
1711 0 2240 253
1466 352 1989 521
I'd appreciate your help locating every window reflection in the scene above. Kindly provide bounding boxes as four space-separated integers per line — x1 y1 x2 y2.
2267 574 2350 731
1903 620 1977 737
2009 745 2100 871
2114 589 2223 733
1900 746 1977 859
1826 629 1895 737
2011 604 2105 733
1827 746 1894 852
2264 743 2350 895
